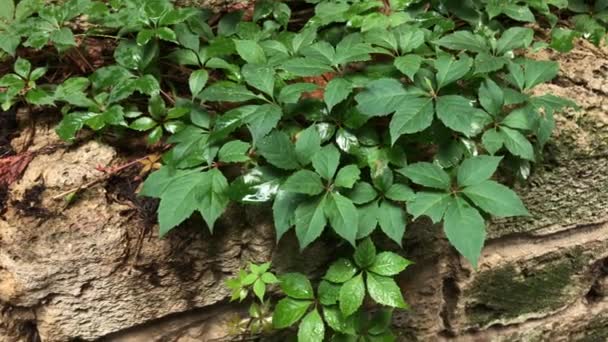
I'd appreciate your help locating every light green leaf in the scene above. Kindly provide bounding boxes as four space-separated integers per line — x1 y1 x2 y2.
50 28 76 47
482 128 504 155
318 280 341 306
523 59 559 90
390 98 434 144
369 252 412 276
407 192 451 223
188 69 209 97
0 0 15 21
298 309 325 342
279 83 318 104
503 4 535 22
399 162 450 190
273 190 304 242
497 27 534 55
295 126 322 165
325 78 352 112
501 106 538 131
357 201 378 238
348 182 378 205
443 196 486 268
325 192 358 247
279 273 315 299
462 180 529 217
334 165 361 189
272 298 312 329
474 53 506 74
129 117 157 131
312 144 340 180
323 305 356 334
218 140 250 163
324 258 358 283
253 279 265 302
199 81 258 102
499 126 534 160
295 196 328 250
436 95 492 137
478 78 504 116
281 57 334 76
355 78 409 116
394 54 423 80
385 183 415 202
434 31 488 54
234 39 266 64
435 54 472 90
377 200 406 246
257 131 300 170
366 273 407 308
339 273 365 316
457 156 502 187
242 63 275 97
354 237 377 268
282 170 325 196
245 104 282 142
14 58 31 79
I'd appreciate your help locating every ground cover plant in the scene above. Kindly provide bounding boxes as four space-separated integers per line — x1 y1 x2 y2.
0 0 599 340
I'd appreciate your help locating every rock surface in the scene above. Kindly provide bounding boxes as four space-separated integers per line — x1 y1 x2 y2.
1 41 607 342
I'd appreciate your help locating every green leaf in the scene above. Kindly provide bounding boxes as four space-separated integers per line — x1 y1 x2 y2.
443 196 486 268
298 309 325 342
324 258 358 283
0 0 15 21
257 131 300 170
14 58 31 79
435 54 472 90
457 156 502 187
523 59 559 90
279 83 318 104
395 26 425 53
354 237 376 268
157 168 229 235
295 196 328 249
242 63 275 97
199 81 259 102
339 273 365 316
273 298 312 329
550 28 578 52
503 4 535 22
482 128 504 155
245 104 282 142
478 78 504 116
50 28 76 47
400 162 450 190
355 78 409 116
234 39 266 64
188 69 208 97
282 170 325 196
295 126 322 165
273 190 304 242
501 106 537 131
496 27 534 55
253 278 265 302
334 165 360 189
394 54 423 80
323 305 356 334
325 78 352 112
436 95 492 137
366 273 407 308
279 273 315 299
434 31 488 54
129 117 157 131
0 32 21 56
325 192 358 247
462 180 529 217
348 182 378 205
499 126 535 160
390 98 434 144
474 53 506 74
407 192 451 223
312 144 340 180
281 57 334 76
156 27 177 43
318 280 341 306
369 252 412 276
377 200 406 246
385 183 415 202
218 140 250 163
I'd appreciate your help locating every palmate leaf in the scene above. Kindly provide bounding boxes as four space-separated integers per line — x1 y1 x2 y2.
325 192 358 247
436 95 492 137
443 196 486 268
298 309 325 342
295 195 328 250
355 78 411 116
389 97 434 144
462 180 529 217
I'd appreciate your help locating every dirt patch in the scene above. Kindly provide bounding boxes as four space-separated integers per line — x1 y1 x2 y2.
0 108 17 157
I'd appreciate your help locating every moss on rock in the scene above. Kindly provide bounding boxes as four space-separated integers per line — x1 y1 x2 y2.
464 254 585 326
